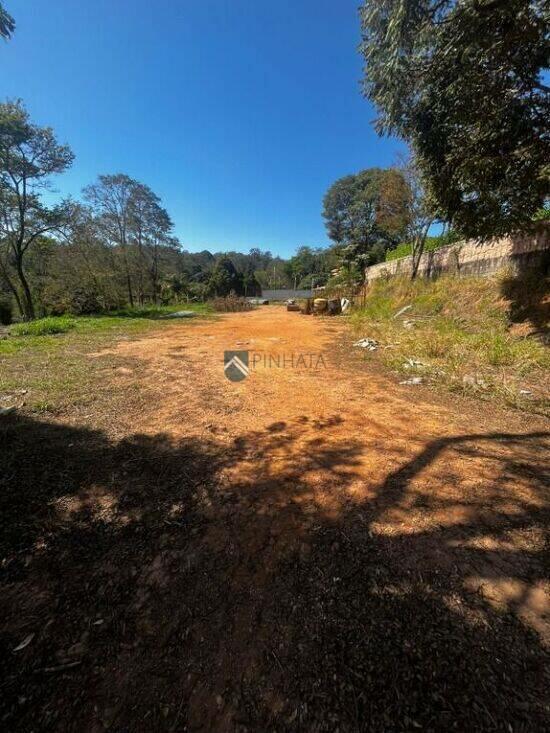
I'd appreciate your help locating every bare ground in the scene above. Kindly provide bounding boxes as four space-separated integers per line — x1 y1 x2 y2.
1 306 549 731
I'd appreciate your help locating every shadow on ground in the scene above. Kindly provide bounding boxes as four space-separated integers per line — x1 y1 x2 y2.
0 413 548 731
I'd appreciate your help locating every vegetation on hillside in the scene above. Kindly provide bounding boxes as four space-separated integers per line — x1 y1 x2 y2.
352 270 549 414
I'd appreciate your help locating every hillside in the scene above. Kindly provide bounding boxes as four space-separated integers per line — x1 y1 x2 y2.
352 269 549 415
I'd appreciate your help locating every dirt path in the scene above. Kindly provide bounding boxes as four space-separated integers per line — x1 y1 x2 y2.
1 307 549 731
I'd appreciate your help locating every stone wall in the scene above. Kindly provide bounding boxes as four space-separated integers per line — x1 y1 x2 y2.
365 225 549 283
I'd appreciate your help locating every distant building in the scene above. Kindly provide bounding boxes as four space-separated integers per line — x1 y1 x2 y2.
261 288 313 300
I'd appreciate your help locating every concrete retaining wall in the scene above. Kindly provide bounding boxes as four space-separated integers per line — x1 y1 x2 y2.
365 226 549 282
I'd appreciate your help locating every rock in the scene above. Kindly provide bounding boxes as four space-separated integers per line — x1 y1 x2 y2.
0 406 16 416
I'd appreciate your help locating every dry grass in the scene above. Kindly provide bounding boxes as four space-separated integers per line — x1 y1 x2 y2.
352 270 549 414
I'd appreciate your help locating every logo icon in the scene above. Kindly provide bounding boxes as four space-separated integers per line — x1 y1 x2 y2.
224 351 249 382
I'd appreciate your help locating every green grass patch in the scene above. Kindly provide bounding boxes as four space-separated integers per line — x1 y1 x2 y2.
352 272 549 414
10 316 77 336
0 303 213 413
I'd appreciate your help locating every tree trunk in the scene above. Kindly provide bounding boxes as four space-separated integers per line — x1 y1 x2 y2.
0 258 24 317
15 257 35 319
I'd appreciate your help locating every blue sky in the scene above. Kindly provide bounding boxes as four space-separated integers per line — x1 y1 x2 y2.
2 0 406 257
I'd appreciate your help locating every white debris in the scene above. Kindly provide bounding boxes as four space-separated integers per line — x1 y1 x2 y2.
400 377 423 385
393 305 412 319
353 338 378 351
403 358 426 369
519 389 533 396
159 310 197 319
341 298 351 313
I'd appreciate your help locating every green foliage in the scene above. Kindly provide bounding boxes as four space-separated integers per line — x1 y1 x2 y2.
323 168 412 274
385 231 462 261
10 316 77 336
360 1 550 239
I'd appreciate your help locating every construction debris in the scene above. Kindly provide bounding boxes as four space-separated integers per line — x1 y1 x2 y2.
400 376 423 385
404 358 427 369
393 305 412 319
313 298 328 314
353 338 378 351
159 310 197 319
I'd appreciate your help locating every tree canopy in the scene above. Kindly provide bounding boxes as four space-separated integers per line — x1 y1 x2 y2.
360 0 550 238
322 167 412 274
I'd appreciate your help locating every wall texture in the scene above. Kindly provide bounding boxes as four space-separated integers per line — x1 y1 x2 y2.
365 225 549 282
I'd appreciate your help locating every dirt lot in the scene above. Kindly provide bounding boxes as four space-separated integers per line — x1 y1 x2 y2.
1 306 549 731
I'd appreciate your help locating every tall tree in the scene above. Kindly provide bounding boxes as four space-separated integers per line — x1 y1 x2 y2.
0 100 74 319
128 182 175 304
360 0 550 238
0 2 14 40
83 174 138 306
323 168 411 274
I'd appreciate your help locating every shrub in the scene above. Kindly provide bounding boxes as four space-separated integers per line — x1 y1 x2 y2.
210 294 254 312
0 297 13 325
10 316 77 336
67 289 102 315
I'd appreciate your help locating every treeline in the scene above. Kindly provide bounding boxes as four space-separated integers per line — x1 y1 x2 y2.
0 101 336 322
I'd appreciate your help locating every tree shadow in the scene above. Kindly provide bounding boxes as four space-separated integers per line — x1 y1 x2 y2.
0 413 548 731
499 257 549 338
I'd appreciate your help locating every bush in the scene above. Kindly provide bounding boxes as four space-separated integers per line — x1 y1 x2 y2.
10 316 77 336
67 289 102 315
210 294 254 312
0 297 13 325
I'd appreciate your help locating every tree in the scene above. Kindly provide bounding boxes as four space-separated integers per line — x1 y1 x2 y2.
127 182 176 304
360 0 550 238
0 2 14 40
323 168 411 276
0 100 74 319
207 256 241 296
83 174 139 306
394 154 437 278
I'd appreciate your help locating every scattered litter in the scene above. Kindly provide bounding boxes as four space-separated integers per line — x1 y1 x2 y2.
159 311 197 319
403 358 426 369
402 320 415 330
341 298 351 313
400 377 423 385
353 338 378 351
393 305 412 319
13 633 34 652
519 389 533 396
